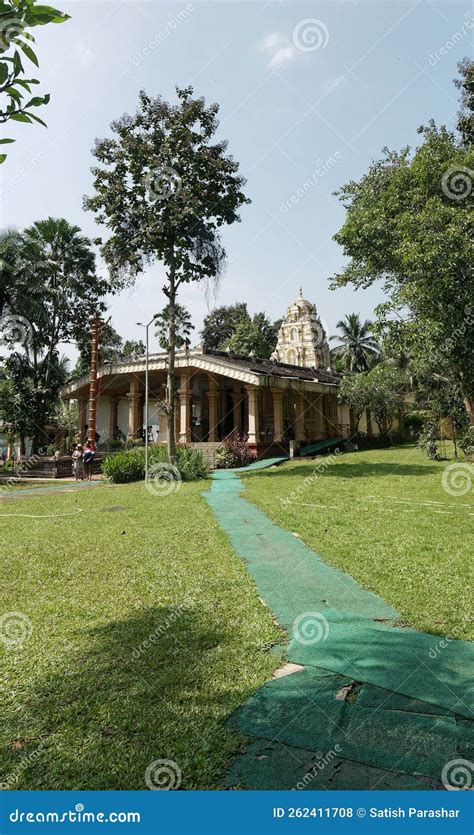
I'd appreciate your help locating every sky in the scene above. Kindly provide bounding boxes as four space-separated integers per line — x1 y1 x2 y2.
1 0 471 359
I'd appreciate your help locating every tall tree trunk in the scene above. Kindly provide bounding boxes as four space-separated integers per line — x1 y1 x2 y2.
166 266 177 463
461 390 474 426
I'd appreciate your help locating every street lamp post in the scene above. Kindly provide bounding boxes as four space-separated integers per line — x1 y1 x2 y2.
137 315 159 482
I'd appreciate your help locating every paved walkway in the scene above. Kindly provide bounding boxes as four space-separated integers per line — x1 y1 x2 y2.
203 463 473 791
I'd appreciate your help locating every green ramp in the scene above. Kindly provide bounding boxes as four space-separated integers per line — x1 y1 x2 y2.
299 437 344 456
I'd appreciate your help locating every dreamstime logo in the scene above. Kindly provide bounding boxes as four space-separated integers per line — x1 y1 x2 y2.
293 19 329 52
0 17 25 50
293 611 329 645
441 462 473 497
441 758 473 791
0 611 33 650
145 463 182 497
441 166 473 201
145 759 181 790
144 166 181 201
0 314 33 348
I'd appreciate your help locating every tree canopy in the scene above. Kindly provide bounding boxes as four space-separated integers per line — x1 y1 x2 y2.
85 86 250 459
201 302 280 358
331 61 474 424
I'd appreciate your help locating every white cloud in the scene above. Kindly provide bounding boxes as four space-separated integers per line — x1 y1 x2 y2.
259 31 296 70
76 41 94 68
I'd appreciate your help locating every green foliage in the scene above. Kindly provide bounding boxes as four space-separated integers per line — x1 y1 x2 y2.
0 218 113 450
0 0 69 159
122 339 145 357
330 313 379 371
155 303 194 351
364 365 406 434
85 86 250 460
216 433 252 468
458 426 474 458
331 62 474 423
418 413 442 460
403 410 426 439
202 302 279 358
338 373 370 430
339 365 406 435
72 320 123 379
102 444 209 483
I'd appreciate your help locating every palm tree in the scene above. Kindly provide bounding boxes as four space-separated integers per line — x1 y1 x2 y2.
155 304 195 352
330 313 380 372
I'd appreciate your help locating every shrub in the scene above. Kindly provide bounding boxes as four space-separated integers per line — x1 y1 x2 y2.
107 438 125 452
403 410 426 440
102 444 209 483
458 426 474 458
102 448 145 483
216 433 252 468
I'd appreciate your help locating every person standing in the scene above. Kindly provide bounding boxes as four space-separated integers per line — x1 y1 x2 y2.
82 440 96 481
72 444 85 481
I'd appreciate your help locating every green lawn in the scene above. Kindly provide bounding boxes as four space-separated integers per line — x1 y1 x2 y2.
243 444 473 641
0 481 282 790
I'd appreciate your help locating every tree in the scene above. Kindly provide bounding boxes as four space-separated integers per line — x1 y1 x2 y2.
364 365 406 435
201 302 279 358
338 373 370 432
330 313 379 371
85 87 250 461
155 304 194 351
227 311 279 359
0 0 69 161
201 302 249 349
122 339 145 357
72 320 123 379
0 227 23 314
0 218 111 451
331 63 473 424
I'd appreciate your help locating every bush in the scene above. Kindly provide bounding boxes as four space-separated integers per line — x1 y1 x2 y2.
106 438 125 452
403 410 426 440
216 433 252 468
102 444 209 483
458 426 474 458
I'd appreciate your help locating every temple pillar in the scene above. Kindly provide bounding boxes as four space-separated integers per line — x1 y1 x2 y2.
232 382 242 433
294 392 306 442
78 398 87 440
246 385 260 444
271 388 284 442
178 374 192 443
207 376 219 442
108 396 118 441
127 379 141 439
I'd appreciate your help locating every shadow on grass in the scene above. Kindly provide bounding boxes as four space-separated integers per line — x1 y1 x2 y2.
245 461 440 480
1 606 260 790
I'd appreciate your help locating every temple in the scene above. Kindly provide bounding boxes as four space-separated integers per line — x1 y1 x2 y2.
60 292 381 463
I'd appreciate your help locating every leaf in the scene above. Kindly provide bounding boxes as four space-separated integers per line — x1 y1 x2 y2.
12 49 23 75
0 153 7 163
0 61 8 83
19 41 38 66
25 110 46 126
9 111 32 122
25 93 49 107
0 137 15 143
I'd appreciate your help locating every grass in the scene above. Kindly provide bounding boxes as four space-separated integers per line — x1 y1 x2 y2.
0 480 282 790
242 444 473 641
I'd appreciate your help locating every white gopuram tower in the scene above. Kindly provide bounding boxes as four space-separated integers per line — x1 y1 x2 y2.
271 288 331 369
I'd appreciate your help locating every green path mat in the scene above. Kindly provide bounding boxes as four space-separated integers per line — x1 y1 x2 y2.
227 739 441 791
203 469 474 788
227 667 473 781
